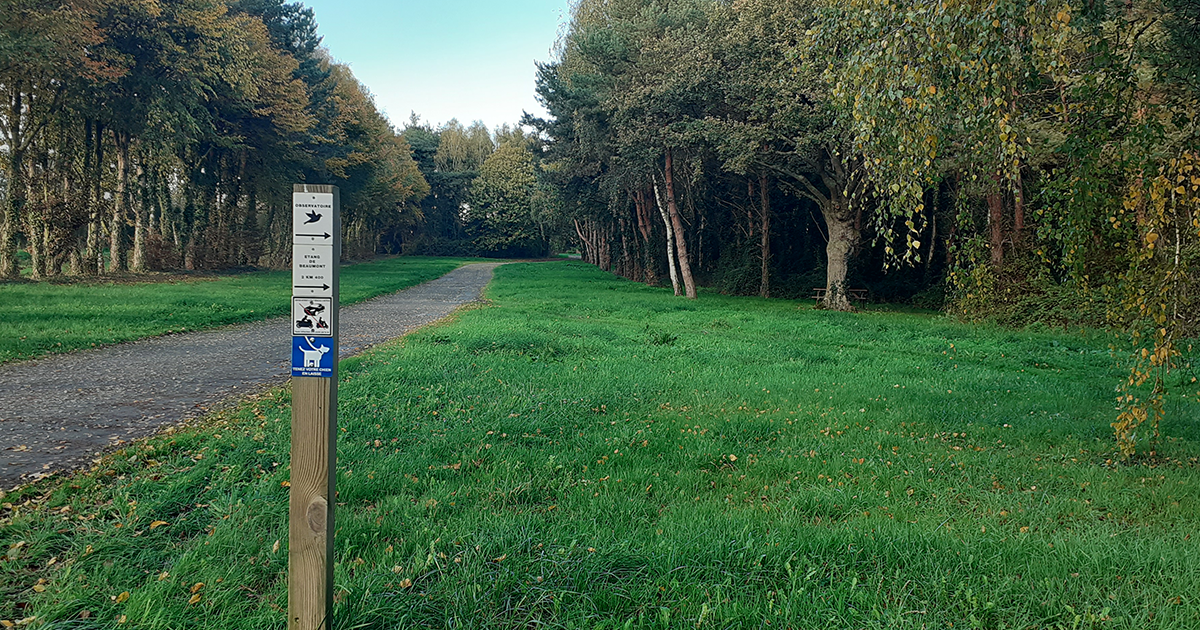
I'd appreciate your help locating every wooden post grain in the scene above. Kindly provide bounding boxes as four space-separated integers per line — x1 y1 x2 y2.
290 184 339 630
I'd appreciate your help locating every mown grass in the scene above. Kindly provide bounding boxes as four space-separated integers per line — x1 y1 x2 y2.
1 261 1198 629
0 256 482 364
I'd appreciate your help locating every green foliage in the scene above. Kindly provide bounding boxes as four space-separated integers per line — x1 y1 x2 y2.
2 262 1198 627
467 142 546 257
949 251 1107 330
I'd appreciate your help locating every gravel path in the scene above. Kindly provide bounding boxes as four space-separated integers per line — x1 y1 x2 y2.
0 262 502 489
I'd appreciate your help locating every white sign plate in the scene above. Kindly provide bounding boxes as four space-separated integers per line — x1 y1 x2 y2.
293 244 335 297
293 192 335 245
292 297 333 336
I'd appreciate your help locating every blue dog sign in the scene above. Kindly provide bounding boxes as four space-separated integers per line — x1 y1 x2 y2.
292 336 334 377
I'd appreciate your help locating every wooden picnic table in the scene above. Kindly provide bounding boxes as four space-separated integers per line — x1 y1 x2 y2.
812 287 868 304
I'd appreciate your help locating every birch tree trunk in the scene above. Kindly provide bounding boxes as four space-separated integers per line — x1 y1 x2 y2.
652 174 681 296
664 149 697 299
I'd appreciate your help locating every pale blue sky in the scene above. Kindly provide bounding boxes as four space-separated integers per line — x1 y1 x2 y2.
300 0 572 132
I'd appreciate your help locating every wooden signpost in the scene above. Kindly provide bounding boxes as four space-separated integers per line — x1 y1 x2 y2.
289 184 340 630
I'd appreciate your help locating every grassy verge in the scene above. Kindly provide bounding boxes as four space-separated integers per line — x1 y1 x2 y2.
1 261 1197 628
0 256 483 364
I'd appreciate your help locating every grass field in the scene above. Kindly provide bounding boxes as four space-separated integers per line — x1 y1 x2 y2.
0 256 481 364
1 261 1198 628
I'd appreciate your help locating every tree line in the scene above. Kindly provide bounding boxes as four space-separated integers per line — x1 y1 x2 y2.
528 0 1198 453
400 118 552 260
0 0 428 279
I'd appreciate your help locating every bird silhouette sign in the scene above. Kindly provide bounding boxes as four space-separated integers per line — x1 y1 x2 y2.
293 193 334 243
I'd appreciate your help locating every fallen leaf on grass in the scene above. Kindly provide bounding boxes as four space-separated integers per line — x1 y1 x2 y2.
272 540 280 554
398 578 413 588
114 591 129 603
280 481 290 488
149 521 169 530
190 582 204 594
492 554 506 563
188 593 202 605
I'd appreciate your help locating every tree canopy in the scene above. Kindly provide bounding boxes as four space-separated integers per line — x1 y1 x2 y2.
0 0 428 278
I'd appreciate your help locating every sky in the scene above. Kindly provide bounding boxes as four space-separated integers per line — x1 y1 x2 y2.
299 0 573 132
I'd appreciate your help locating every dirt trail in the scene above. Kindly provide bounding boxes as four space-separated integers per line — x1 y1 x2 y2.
0 262 502 488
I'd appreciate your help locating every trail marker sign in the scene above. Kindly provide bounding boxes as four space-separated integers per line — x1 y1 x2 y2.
289 185 340 630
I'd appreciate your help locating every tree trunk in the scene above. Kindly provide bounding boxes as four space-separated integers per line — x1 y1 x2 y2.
619 215 636 281
822 197 859 312
1014 171 1025 243
759 174 770 299
1 91 26 279
29 155 50 280
664 149 697 299
634 188 658 287
987 189 1004 268
652 173 681 296
574 218 595 264
110 130 130 273
241 177 259 265
131 155 148 272
85 121 104 275
925 211 938 278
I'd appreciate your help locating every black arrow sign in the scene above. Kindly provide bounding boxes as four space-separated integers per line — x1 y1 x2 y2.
295 232 332 239
294 284 331 291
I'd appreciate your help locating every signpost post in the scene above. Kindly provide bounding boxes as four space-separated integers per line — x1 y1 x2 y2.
289 184 339 630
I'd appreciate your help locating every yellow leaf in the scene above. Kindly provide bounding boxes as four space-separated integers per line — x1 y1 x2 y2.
492 554 507 563
190 582 204 594
149 521 169 530
399 578 413 588
0 620 13 628
117 616 127 624
927 86 937 95
188 593 202 605
280 481 290 488
272 540 280 554
115 591 129 604
31 585 45 593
